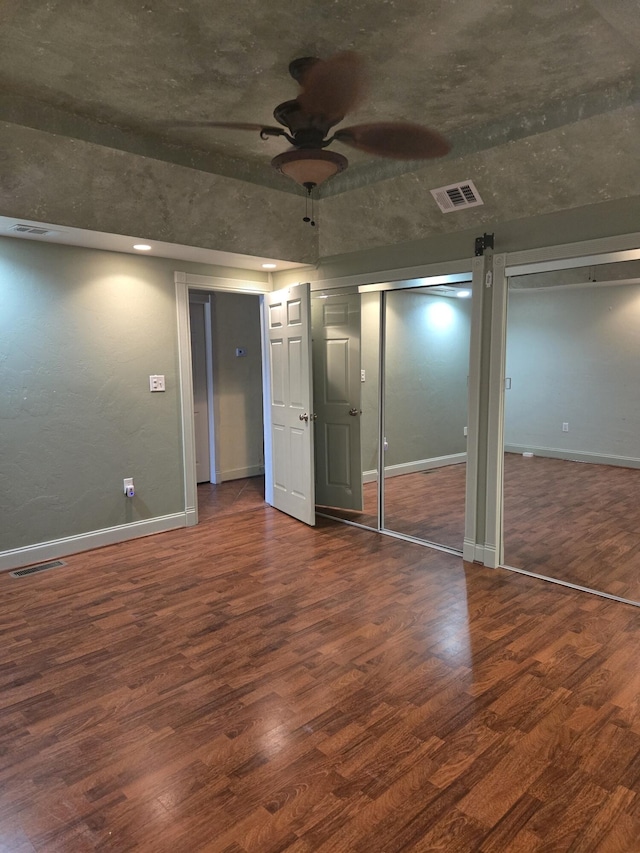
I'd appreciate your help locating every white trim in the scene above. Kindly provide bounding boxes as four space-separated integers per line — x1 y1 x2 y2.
505 231 640 273
176 279 199 526
362 452 466 483
507 249 640 279
505 444 640 469
0 513 187 572
510 277 640 293
260 295 274 507
175 270 272 293
463 539 498 566
203 295 219 484
357 272 473 294
308 258 474 292
463 256 486 550
218 464 265 481
485 254 508 569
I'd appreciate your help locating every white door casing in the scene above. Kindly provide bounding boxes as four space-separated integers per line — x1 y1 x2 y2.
264 283 315 526
312 293 363 511
189 301 211 484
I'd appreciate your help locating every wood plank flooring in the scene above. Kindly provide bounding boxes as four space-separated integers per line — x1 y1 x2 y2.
2 496 640 851
321 455 640 602
503 454 640 603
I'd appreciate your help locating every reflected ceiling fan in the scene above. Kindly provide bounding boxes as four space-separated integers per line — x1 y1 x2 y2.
168 52 451 217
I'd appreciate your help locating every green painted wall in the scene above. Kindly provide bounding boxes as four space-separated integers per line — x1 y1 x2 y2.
0 237 265 553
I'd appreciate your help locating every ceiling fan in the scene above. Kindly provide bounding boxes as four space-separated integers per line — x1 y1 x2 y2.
169 52 451 201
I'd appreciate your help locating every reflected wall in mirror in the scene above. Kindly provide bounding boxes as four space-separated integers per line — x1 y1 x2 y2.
383 285 471 549
503 261 640 602
311 291 379 529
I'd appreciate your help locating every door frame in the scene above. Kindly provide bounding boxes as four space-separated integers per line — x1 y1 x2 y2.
188 291 218 484
175 271 272 526
491 236 640 574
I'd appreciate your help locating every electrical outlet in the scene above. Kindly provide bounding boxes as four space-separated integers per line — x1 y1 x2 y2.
562 422 569 432
149 375 165 392
123 477 134 497
463 426 468 437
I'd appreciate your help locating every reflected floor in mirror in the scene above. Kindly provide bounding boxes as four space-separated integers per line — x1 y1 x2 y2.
319 464 467 551
504 453 640 603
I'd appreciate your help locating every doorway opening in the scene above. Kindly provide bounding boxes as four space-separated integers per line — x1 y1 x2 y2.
188 289 266 524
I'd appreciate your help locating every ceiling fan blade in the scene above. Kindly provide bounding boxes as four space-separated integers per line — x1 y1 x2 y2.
334 122 451 159
297 52 366 122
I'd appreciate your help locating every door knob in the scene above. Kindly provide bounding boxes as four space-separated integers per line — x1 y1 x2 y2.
349 408 360 416
299 413 309 422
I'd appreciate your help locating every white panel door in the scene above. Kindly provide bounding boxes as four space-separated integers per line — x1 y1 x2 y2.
189 301 211 484
265 283 315 525
312 293 363 511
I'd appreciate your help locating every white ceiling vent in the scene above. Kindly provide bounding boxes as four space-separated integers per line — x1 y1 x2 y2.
9 224 54 236
430 180 484 214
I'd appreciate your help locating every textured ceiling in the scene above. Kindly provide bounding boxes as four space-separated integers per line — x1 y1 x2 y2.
1 0 639 198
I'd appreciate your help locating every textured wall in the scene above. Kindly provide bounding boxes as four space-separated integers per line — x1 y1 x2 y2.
0 237 264 553
505 282 640 461
318 107 640 259
0 122 316 264
212 292 264 480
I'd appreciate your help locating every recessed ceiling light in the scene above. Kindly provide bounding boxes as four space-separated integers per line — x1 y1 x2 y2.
457 289 472 298
262 263 277 269
133 244 152 251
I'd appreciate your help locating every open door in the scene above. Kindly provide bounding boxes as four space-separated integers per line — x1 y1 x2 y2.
263 283 316 526
312 292 363 511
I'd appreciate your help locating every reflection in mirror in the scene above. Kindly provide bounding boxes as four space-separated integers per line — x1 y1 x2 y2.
503 260 640 602
383 285 471 549
311 290 379 529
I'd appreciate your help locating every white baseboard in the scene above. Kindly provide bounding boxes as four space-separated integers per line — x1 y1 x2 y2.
463 539 498 567
363 452 466 484
0 512 187 572
505 444 640 469
218 464 265 482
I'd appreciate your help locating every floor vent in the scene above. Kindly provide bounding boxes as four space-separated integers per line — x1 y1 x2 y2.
9 224 53 236
10 560 67 578
430 180 484 213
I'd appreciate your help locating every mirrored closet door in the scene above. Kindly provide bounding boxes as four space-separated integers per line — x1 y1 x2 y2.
382 285 471 550
502 258 640 602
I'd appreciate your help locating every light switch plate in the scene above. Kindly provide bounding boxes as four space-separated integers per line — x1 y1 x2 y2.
149 374 165 392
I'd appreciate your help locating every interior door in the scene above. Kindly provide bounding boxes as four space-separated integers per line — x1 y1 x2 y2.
312 292 363 511
264 283 315 526
189 300 211 484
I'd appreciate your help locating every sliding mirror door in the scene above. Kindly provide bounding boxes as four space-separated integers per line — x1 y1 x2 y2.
383 285 471 549
503 259 640 602
311 290 379 529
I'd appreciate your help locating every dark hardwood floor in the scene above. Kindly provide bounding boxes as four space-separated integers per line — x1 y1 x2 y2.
2 493 640 851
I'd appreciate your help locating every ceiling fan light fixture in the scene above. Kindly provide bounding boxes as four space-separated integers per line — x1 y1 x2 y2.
271 149 348 189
